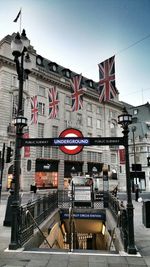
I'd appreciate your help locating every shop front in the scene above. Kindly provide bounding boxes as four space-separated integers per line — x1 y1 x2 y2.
64 161 83 189
35 158 59 189
87 162 103 177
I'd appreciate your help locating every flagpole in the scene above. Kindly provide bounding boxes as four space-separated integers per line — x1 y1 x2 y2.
103 102 107 166
19 8 22 34
103 103 106 136
13 8 22 33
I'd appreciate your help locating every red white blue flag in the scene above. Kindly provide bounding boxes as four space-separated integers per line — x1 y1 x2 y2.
98 56 118 102
48 86 59 119
23 132 30 157
119 148 125 164
71 74 84 111
13 9 21 22
31 96 38 124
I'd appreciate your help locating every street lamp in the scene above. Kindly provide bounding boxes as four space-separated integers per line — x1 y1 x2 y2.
9 30 32 250
118 107 137 254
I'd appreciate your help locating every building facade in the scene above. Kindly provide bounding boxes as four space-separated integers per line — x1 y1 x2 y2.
0 32 125 192
126 103 150 191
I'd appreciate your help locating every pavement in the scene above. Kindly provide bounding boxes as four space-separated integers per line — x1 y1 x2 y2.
0 192 150 267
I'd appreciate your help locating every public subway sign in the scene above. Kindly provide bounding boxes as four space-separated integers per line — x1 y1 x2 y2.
21 128 124 155
58 128 84 155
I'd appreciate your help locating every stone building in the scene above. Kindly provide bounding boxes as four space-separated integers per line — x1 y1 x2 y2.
0 32 124 192
126 102 150 191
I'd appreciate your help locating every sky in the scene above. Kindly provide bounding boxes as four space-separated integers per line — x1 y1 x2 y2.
0 0 150 106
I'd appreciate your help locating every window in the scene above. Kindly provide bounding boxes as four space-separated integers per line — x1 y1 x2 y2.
66 110 71 121
44 147 51 158
52 147 58 158
140 146 145 152
38 86 45 97
12 95 25 118
89 80 93 87
38 123 44 138
97 106 102 114
135 155 140 163
36 147 43 158
132 117 137 123
109 110 116 119
87 151 101 162
12 75 18 88
120 166 122 173
111 153 117 164
110 122 115 129
133 109 138 115
87 103 92 112
98 153 102 162
52 126 58 137
38 102 45 116
87 132 92 137
87 116 92 127
12 95 18 118
77 113 82 124
24 79 29 92
87 151 91 161
110 122 116 137
65 95 71 105
52 64 57 72
92 152 97 162
96 119 101 129
66 70 71 78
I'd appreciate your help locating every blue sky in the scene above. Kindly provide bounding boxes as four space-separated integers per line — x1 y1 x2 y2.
0 0 150 106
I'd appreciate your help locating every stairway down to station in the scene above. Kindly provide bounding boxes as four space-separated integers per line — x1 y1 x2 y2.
36 209 118 253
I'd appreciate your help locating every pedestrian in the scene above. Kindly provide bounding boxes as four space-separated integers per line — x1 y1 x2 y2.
112 185 118 197
135 184 140 202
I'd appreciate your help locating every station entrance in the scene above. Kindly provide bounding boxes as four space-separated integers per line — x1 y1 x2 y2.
22 130 125 253
9 123 136 255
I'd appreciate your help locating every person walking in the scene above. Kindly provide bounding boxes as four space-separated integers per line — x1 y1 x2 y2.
135 184 140 202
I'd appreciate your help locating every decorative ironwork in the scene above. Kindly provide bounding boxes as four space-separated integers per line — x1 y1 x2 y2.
18 192 57 246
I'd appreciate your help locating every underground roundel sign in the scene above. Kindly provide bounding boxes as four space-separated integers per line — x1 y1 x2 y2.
59 128 84 155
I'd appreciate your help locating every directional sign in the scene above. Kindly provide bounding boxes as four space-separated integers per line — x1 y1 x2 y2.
59 128 84 155
61 212 106 220
22 138 53 146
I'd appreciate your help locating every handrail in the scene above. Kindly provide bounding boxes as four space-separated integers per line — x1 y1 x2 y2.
26 209 52 248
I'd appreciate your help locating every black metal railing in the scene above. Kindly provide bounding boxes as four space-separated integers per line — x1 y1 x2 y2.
18 191 58 246
108 193 128 251
16 189 126 248
57 190 104 209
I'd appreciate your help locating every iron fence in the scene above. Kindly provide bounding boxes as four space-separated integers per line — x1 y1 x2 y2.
57 190 104 209
17 190 129 249
108 193 128 251
18 191 58 246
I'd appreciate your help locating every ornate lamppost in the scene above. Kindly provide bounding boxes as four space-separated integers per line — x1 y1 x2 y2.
118 107 137 254
9 30 32 249
131 126 138 186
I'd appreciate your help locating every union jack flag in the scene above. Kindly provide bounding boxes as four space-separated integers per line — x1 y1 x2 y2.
71 74 84 111
48 86 59 119
31 96 38 124
98 56 118 103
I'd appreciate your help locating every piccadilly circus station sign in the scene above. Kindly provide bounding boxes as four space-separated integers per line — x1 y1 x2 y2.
58 128 87 155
